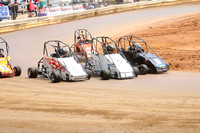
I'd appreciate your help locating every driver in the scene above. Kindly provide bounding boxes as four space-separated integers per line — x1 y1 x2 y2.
0 47 4 58
106 45 116 54
80 30 85 40
57 47 69 58
133 43 144 53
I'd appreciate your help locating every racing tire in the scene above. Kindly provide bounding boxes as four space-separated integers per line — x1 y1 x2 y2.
138 64 148 75
13 66 21 76
87 73 91 80
51 72 61 83
132 67 139 77
86 69 92 80
100 70 110 80
27 67 38 78
114 72 118 79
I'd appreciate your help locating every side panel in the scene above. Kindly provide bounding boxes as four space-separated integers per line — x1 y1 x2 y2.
43 56 64 77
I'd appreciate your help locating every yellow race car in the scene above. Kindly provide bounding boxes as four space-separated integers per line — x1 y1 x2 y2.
0 38 21 77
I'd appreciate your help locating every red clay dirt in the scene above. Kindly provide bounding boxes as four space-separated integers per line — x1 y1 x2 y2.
121 13 200 72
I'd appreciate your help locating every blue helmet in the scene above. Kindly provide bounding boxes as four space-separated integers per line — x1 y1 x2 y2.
106 45 116 54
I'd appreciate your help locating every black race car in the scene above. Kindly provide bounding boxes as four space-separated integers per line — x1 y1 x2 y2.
118 36 169 74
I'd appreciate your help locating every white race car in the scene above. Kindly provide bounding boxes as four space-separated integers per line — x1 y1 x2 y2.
85 36 138 80
27 40 90 83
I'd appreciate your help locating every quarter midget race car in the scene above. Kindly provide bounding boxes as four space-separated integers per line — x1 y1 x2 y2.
118 36 169 74
0 37 21 77
73 29 93 62
85 36 138 80
27 40 90 83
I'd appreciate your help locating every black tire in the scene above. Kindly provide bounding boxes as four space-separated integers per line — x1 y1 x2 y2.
13 66 21 76
132 67 139 77
114 72 118 79
51 71 61 83
100 70 110 80
86 69 92 80
27 67 38 78
87 73 91 80
138 64 148 75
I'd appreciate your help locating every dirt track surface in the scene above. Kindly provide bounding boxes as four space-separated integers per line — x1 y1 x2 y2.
128 13 200 72
1 3 200 133
1 72 200 133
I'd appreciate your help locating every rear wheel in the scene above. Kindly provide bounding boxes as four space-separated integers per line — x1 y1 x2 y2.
100 70 110 80
132 67 139 77
51 71 61 83
13 66 21 76
114 72 118 79
27 67 38 78
138 64 148 75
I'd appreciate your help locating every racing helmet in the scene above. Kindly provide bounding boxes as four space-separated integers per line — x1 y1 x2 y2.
57 47 68 57
106 45 116 54
135 43 144 52
0 47 4 55
81 29 84 34
81 30 85 39
84 34 87 40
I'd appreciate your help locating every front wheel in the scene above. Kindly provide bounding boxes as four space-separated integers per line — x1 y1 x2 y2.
51 71 61 83
13 66 21 76
132 67 139 77
27 67 38 78
86 73 91 80
86 69 92 80
100 70 110 80
138 64 148 75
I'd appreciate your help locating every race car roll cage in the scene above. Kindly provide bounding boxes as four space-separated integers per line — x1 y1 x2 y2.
118 35 161 59
43 40 75 57
74 29 93 44
92 36 127 56
38 40 82 73
0 37 9 57
89 36 130 67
